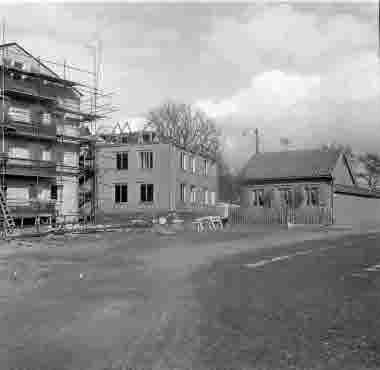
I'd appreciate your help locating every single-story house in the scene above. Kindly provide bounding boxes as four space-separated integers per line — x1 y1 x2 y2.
237 148 380 226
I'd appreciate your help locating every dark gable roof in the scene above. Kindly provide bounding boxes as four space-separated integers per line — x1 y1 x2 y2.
241 148 341 182
0 42 60 78
0 42 82 97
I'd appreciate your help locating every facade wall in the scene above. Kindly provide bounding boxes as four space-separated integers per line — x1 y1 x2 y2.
173 145 218 209
95 142 172 214
56 175 79 221
240 181 332 209
333 193 380 226
6 177 52 200
95 142 219 216
0 44 82 221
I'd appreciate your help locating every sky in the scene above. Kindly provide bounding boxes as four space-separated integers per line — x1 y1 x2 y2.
0 1 379 169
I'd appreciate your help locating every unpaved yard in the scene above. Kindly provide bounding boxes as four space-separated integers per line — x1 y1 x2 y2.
0 226 377 370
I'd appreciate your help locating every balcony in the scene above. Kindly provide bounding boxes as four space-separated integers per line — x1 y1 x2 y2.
4 119 57 140
56 124 80 139
56 163 80 175
1 75 58 104
6 157 57 178
7 199 56 216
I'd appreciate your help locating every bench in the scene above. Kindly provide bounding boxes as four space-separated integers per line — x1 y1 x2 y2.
192 216 223 232
192 219 204 232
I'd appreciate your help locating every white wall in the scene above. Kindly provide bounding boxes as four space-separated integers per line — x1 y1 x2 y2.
57 176 79 222
334 193 380 226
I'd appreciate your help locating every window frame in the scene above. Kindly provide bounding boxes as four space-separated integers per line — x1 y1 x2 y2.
116 152 128 170
190 185 196 203
13 61 24 70
180 152 188 171
202 159 208 176
190 156 196 174
279 187 293 207
140 183 154 203
180 183 187 203
50 185 58 201
210 191 216 206
115 183 128 204
138 150 154 169
306 186 320 207
251 189 264 207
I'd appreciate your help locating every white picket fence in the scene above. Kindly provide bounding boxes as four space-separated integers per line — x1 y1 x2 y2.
228 206 333 225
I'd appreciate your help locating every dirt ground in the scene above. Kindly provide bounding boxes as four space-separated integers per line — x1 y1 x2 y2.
0 225 376 370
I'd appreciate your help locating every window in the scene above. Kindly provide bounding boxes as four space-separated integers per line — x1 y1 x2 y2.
139 151 153 169
7 186 28 201
8 107 31 123
42 113 51 125
63 151 78 167
180 152 187 171
204 189 209 205
190 156 196 174
29 184 38 200
41 149 51 161
180 183 186 202
199 188 207 204
190 185 196 203
210 191 216 205
13 61 24 70
115 184 128 203
140 183 154 202
50 185 58 200
203 159 208 176
279 188 293 207
116 152 128 170
306 186 319 207
8 146 30 159
143 133 153 143
251 189 264 207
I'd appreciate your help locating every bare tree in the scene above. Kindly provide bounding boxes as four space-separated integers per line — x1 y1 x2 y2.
145 100 221 157
357 153 380 191
321 142 355 161
217 158 240 203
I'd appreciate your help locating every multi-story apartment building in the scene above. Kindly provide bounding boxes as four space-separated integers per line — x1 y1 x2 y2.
0 43 95 226
95 131 218 218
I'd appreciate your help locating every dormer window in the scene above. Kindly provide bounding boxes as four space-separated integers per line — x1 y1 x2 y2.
13 61 24 70
152 133 159 143
143 133 151 143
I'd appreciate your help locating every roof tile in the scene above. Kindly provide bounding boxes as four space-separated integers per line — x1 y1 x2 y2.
241 148 341 182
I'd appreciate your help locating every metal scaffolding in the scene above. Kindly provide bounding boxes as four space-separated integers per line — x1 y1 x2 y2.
0 20 117 231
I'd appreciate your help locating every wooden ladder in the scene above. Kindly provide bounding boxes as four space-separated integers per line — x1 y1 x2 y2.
0 187 15 235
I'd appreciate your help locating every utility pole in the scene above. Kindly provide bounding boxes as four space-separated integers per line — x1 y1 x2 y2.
254 128 259 154
1 18 6 197
242 128 260 155
1 17 5 154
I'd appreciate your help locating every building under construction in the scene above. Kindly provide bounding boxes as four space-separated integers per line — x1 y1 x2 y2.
0 42 113 233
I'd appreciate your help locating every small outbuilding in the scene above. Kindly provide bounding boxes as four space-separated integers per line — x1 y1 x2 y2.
237 148 380 226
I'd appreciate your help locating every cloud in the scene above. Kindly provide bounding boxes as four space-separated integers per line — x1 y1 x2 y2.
206 4 376 73
197 70 321 119
197 4 379 170
196 51 380 170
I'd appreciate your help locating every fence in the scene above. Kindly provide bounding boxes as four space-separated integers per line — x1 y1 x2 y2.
228 206 333 225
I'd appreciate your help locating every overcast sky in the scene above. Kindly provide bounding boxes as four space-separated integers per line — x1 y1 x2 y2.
0 1 379 169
